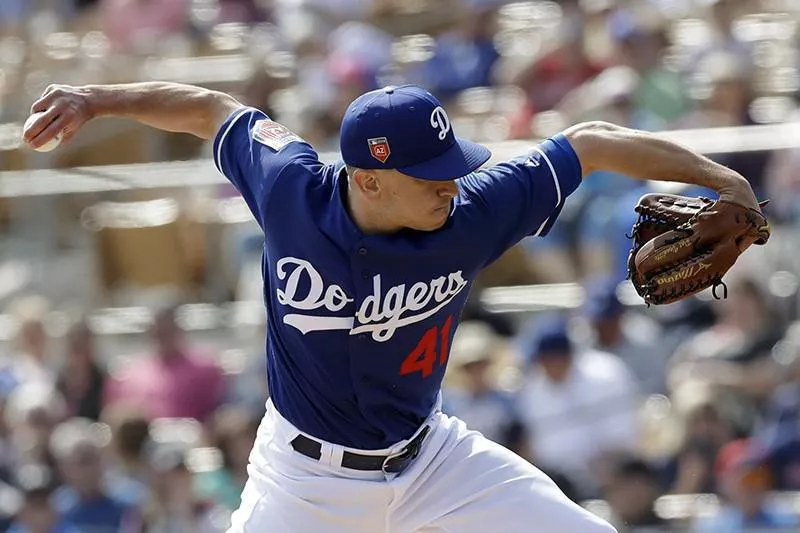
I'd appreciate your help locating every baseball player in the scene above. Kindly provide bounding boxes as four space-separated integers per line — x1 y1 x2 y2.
23 82 762 532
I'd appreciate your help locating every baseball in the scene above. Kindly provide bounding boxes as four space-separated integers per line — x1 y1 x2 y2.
24 111 62 152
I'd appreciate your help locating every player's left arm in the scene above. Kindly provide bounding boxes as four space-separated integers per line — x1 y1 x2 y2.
457 131 583 265
563 121 760 210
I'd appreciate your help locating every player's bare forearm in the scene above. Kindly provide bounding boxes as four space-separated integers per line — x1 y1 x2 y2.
564 121 759 209
86 82 241 139
23 82 242 150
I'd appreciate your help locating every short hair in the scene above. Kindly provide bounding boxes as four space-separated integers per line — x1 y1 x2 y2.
49 418 109 461
4 382 66 429
612 457 659 483
16 464 55 497
6 295 51 325
107 408 151 460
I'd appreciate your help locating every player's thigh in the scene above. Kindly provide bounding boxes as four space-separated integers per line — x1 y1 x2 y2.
401 418 616 533
227 466 388 533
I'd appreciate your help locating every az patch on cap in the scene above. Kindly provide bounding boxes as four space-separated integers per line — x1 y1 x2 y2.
252 119 303 151
368 137 391 163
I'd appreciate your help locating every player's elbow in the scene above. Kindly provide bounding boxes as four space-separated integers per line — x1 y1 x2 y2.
562 120 629 177
564 120 621 141
197 90 243 140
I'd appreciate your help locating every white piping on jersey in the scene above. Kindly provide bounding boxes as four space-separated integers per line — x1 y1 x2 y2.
531 146 561 237
214 107 253 177
283 315 355 333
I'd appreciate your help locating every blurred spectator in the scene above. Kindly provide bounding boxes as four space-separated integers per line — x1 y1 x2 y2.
459 293 515 337
217 0 270 24
225 348 269 420
2 296 55 390
508 17 607 139
676 51 770 197
441 321 525 453
142 443 219 533
764 112 800 223
610 8 690 126
103 305 226 422
0 0 30 36
4 383 66 479
578 277 668 395
757 389 800 492
418 3 500 103
325 21 394 124
685 0 753 77
603 457 669 533
515 313 640 498
678 52 754 130
103 407 152 508
99 0 188 54
692 439 798 533
50 418 140 533
667 396 736 495
747 323 800 491
193 405 257 511
7 473 76 533
668 277 786 435
56 319 106 421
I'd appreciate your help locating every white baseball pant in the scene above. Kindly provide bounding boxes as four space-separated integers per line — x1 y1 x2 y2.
227 400 617 533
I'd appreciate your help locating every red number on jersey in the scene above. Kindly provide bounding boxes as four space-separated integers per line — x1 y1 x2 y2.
400 315 454 378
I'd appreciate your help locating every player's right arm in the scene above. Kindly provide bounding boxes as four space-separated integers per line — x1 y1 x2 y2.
23 82 241 147
23 82 314 229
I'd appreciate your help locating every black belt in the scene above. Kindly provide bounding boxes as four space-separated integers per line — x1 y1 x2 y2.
290 425 431 474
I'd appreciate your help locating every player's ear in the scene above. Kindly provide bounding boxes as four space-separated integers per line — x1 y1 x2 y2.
351 168 381 196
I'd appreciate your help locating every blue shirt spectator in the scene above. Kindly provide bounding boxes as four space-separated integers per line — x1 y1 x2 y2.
54 487 137 533
420 8 500 101
49 419 139 533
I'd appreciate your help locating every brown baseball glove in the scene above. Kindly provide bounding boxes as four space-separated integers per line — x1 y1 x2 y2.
627 193 771 306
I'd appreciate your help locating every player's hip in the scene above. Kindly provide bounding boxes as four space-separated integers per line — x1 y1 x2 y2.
249 399 447 482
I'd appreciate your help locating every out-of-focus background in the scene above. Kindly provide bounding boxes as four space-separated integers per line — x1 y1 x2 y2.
2 0 800 531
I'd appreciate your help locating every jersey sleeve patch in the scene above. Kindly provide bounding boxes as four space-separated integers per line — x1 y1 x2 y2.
252 119 304 151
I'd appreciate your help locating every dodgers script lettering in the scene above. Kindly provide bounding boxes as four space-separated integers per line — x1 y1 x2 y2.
275 256 468 342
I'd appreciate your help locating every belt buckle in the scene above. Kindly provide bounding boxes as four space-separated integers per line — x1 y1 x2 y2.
382 425 430 475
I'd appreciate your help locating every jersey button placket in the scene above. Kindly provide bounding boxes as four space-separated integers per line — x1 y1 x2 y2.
354 244 370 339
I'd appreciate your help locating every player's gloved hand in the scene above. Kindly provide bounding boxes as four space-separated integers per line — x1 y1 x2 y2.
22 84 95 150
627 190 770 306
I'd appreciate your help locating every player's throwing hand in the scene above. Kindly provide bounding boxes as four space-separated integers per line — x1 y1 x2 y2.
22 84 94 151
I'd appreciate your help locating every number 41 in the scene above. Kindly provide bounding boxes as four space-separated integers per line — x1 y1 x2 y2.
400 315 453 378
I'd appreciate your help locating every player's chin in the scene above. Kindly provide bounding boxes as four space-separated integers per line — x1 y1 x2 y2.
410 211 448 232
423 206 450 230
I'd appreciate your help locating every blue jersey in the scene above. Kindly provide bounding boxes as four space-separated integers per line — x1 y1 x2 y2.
214 107 582 449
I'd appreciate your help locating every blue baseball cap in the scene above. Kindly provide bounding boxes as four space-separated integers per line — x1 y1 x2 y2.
339 84 491 181
582 276 625 322
516 313 572 365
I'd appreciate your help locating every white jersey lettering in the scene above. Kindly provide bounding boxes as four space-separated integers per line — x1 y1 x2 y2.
276 257 468 342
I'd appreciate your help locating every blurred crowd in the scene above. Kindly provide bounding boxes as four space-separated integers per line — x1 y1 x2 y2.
3 0 800 532
0 298 266 532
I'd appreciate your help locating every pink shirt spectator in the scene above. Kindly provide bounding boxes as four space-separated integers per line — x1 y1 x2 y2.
104 348 225 422
100 0 188 53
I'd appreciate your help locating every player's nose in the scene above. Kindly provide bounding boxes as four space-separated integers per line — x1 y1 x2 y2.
437 180 458 198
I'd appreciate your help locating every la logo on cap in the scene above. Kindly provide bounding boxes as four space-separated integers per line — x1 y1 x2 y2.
368 137 391 163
